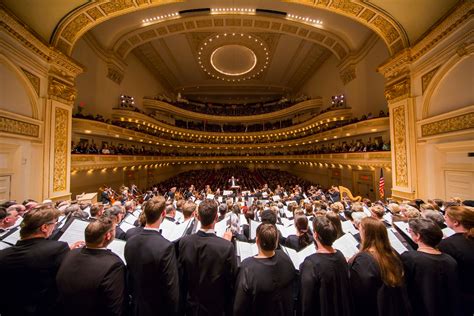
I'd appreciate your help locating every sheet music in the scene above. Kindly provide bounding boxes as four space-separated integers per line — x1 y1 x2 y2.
83 207 91 217
394 221 415 242
175 211 184 223
284 210 294 219
383 213 393 224
58 219 88 245
276 224 296 238
119 221 136 233
123 214 138 225
160 219 179 241
236 241 258 261
386 228 408 254
2 229 21 245
341 220 358 235
442 227 455 238
132 210 141 217
280 217 293 227
363 206 372 217
107 239 126 263
250 219 262 239
214 219 228 238
12 217 23 229
239 214 247 226
281 244 316 270
0 241 11 250
223 190 233 196
218 196 223 203
333 233 359 259
272 195 281 201
207 194 214 200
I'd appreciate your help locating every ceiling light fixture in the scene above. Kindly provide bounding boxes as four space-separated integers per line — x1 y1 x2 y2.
142 12 179 23
286 14 323 25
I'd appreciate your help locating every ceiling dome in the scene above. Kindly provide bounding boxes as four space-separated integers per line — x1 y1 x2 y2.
211 45 257 76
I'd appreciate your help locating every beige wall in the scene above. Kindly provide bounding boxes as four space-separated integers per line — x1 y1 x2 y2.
72 38 165 118
298 38 389 117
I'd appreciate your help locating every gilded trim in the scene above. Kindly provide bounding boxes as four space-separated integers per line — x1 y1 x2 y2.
421 113 474 137
53 108 69 192
0 115 40 137
392 105 408 187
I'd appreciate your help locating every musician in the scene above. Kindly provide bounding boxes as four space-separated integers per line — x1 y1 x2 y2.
100 187 111 204
56 218 127 316
228 176 240 188
0 206 71 316
165 187 176 201
178 199 236 315
131 184 139 196
184 185 195 200
125 196 179 316
327 186 340 203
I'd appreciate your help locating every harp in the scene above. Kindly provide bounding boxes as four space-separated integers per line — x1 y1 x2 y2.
338 186 362 202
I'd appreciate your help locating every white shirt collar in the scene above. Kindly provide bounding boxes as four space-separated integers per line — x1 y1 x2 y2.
144 227 161 233
200 228 216 234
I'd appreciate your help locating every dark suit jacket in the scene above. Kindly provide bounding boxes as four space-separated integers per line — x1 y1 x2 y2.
124 226 144 240
178 230 237 316
125 229 179 316
0 238 69 316
56 248 127 316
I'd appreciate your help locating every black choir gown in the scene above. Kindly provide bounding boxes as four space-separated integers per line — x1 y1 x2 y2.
234 250 296 316
438 233 474 316
349 252 411 316
299 250 352 316
401 251 459 316
0 238 70 316
285 234 315 251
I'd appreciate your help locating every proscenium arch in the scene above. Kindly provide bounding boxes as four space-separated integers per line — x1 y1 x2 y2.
0 54 40 120
51 0 409 57
112 15 351 61
422 44 474 119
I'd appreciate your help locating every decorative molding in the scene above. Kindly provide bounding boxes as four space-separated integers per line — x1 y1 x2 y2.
411 1 473 61
53 107 69 192
51 0 405 56
384 77 410 102
340 65 356 85
377 49 412 81
20 68 40 95
48 77 77 105
421 112 474 137
392 105 408 187
106 64 124 84
0 115 40 138
421 66 440 94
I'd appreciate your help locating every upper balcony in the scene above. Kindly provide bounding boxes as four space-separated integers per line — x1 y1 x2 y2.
141 97 324 124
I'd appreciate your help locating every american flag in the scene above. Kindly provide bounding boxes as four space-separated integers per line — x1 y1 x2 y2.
379 169 385 199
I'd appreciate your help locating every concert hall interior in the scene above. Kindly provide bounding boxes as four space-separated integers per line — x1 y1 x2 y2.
0 1 473 316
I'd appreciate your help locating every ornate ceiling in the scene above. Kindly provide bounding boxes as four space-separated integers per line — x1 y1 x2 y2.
1 0 461 104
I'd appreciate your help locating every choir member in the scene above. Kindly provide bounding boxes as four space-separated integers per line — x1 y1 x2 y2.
299 216 352 316
438 206 474 316
234 223 296 316
56 218 127 316
0 206 73 316
125 196 179 316
178 199 236 316
401 218 459 316
124 212 146 240
349 217 411 316
285 215 314 251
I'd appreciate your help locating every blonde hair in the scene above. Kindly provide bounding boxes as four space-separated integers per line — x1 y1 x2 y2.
445 206 474 239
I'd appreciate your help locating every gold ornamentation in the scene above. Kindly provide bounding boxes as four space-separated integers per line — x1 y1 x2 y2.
324 37 335 46
370 16 399 44
392 106 408 187
72 156 95 162
138 29 157 41
106 65 124 84
384 78 410 101
333 43 347 59
330 0 364 16
21 68 40 95
309 32 325 42
53 107 69 192
167 23 185 33
421 113 474 137
340 65 356 85
62 13 92 42
99 0 135 15
282 24 298 34
359 9 376 22
421 66 440 94
86 8 105 20
48 77 77 105
0 116 39 137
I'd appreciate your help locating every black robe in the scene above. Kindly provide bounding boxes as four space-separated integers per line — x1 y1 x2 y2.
234 250 296 316
438 233 474 315
285 234 315 251
401 251 459 316
125 229 179 316
349 252 411 316
0 238 69 316
178 230 237 316
56 248 127 316
299 250 352 316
